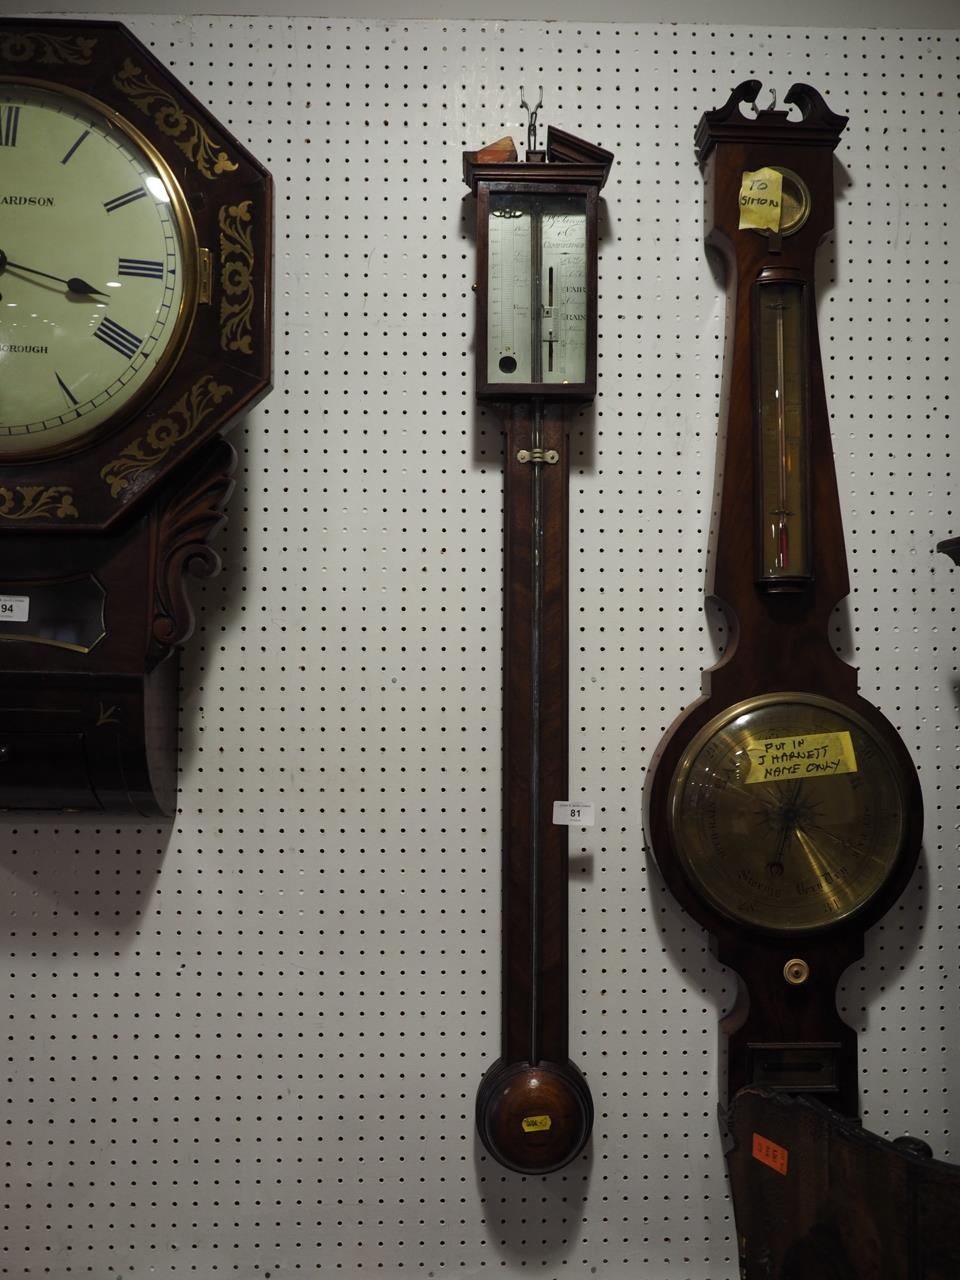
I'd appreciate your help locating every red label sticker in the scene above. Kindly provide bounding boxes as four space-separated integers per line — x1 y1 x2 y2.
752 1132 789 1176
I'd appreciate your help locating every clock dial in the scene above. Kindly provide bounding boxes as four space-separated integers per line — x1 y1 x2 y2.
667 694 909 934
0 81 196 457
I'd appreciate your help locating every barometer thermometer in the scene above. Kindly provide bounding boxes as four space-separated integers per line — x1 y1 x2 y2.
644 82 921 1118
464 99 612 1173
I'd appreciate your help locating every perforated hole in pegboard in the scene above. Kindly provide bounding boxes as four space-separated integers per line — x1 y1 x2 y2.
1 16 959 1280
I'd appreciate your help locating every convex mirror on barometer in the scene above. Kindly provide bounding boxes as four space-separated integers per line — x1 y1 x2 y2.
464 93 612 1173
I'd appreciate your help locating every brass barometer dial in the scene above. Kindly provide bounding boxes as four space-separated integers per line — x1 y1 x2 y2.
644 81 921 1121
668 693 909 934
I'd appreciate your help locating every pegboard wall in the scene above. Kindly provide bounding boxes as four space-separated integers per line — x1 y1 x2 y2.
3 13 960 1278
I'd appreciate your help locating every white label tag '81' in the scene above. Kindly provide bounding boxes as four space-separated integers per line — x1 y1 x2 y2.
552 801 595 828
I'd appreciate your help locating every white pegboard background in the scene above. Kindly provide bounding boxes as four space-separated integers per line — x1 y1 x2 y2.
2 15 960 1279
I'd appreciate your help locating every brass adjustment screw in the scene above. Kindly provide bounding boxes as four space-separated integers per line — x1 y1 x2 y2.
783 958 810 986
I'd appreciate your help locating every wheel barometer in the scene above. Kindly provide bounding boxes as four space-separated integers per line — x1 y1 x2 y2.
0 19 271 815
645 82 922 1118
464 95 612 1172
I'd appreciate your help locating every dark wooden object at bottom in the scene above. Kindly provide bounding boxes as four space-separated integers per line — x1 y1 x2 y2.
725 1087 960 1279
475 404 592 1174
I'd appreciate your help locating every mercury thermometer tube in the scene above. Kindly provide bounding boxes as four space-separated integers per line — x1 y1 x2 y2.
756 275 810 584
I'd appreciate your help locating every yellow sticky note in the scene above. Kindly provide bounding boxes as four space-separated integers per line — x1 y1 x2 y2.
744 730 858 784
521 1114 552 1133
739 167 783 232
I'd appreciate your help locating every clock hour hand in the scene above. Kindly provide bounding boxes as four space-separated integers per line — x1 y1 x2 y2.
0 249 108 298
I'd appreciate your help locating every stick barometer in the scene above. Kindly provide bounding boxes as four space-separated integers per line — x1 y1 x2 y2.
464 96 612 1173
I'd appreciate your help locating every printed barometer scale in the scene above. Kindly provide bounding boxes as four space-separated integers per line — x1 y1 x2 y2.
464 98 612 1173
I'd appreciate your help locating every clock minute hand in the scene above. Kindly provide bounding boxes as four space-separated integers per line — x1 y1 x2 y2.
0 249 108 298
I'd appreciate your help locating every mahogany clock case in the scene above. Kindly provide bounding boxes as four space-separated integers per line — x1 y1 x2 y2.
0 19 272 528
0 19 273 814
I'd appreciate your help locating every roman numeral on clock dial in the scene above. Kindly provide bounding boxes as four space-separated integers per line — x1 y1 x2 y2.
117 257 164 279
95 316 142 360
103 187 147 213
0 105 19 146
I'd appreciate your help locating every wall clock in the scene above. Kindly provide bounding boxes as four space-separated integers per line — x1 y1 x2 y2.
0 19 271 815
644 81 922 1119
464 100 612 1172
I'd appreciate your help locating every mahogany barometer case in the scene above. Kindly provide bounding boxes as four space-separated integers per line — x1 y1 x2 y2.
464 121 612 1173
644 81 922 1119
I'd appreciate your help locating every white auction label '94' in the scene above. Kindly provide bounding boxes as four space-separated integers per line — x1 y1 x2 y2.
0 595 29 622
